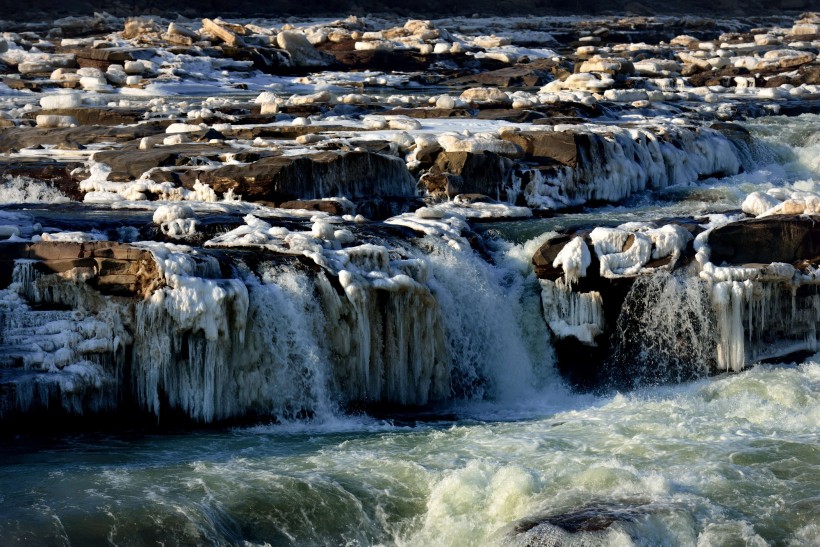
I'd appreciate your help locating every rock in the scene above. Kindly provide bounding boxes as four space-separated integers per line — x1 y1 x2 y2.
708 217 820 265
202 18 243 47
18 55 77 74
0 241 161 299
184 151 417 202
427 151 514 199
0 159 85 201
278 199 354 215
437 134 523 158
0 125 167 153
499 130 579 166
167 22 199 40
459 87 511 105
276 30 331 67
91 144 232 181
447 59 562 87
122 17 161 40
534 213 820 388
578 56 635 76
26 107 144 126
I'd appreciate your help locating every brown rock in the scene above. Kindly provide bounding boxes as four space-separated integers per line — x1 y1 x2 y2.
532 234 577 279
0 159 85 201
1 241 162 299
0 124 167 153
429 151 514 199
500 130 579 166
184 150 416 202
202 18 243 47
24 107 145 126
447 59 564 88
709 217 820 265
278 199 354 215
91 144 233 181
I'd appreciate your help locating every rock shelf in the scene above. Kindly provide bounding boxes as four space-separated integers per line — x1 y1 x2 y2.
3 11 820 426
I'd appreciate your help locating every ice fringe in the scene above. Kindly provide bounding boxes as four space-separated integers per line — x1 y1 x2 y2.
518 124 745 209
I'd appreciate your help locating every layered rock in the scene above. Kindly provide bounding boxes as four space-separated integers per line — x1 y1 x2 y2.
535 208 820 388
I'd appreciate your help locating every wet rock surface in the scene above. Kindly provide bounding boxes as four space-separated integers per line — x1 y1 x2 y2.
535 211 820 388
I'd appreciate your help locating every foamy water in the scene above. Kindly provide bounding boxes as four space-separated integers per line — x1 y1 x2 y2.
0 363 816 545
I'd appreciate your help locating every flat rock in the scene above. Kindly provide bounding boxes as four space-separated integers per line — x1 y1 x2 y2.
447 59 564 87
709 216 820 265
0 124 167 153
0 241 161 298
92 144 235 181
24 107 145 126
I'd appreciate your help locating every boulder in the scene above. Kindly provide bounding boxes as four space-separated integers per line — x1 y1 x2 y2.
202 18 243 47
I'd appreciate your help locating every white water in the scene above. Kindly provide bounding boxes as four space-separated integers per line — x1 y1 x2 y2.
0 362 817 545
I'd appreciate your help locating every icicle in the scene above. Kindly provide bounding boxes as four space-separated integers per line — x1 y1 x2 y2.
539 279 604 345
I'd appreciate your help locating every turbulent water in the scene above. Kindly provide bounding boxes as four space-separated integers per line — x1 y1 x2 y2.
2 116 820 545
0 364 817 546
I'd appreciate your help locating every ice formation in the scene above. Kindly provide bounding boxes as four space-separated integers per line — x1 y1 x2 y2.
539 279 604 345
520 124 744 209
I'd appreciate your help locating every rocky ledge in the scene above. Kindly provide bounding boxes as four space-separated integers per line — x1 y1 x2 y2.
535 190 820 388
2 13 820 217
2 11 820 428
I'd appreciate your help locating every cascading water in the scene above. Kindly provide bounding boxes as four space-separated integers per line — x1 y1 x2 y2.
0 224 558 423
611 271 718 385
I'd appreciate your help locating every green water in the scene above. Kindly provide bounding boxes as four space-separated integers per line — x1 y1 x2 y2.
1 363 817 546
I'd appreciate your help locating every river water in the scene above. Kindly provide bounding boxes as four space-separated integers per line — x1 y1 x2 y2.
1 117 819 545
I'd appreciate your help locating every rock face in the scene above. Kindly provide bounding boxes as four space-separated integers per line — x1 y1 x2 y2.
186 151 418 203
0 241 162 298
534 215 820 388
708 218 820 264
500 130 579 166
0 232 455 429
426 151 514 200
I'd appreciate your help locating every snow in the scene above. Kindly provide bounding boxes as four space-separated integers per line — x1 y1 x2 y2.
552 236 590 286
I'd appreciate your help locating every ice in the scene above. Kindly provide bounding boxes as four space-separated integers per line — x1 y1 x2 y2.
552 236 590 286
540 279 604 345
742 191 781 216
153 204 198 238
39 93 83 110
521 123 744 209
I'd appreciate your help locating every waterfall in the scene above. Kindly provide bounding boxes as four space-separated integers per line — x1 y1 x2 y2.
612 271 718 385
421 235 552 401
0 228 555 423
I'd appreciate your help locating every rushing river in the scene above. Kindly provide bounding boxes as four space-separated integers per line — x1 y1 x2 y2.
1 116 820 545
0 363 818 545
